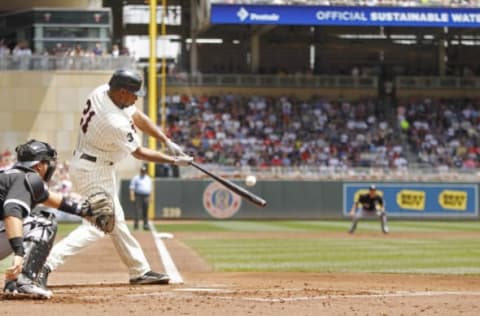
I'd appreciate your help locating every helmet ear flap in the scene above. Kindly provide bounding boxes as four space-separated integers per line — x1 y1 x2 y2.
43 159 57 182
44 142 57 162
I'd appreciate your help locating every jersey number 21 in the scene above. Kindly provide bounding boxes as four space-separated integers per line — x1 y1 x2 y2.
80 100 95 133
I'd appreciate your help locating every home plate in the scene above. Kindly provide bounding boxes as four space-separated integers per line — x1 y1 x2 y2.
156 232 174 239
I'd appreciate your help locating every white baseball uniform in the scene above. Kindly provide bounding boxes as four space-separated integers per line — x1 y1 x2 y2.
45 84 151 278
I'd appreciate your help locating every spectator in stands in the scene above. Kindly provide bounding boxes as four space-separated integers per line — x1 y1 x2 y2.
67 45 86 69
0 150 14 171
0 39 9 69
51 43 68 57
50 162 72 194
111 44 120 58
92 42 104 56
12 41 32 70
12 41 32 57
70 45 85 57
121 46 130 56
0 39 9 57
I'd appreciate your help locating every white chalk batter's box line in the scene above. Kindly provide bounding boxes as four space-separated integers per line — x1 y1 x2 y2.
77 289 480 302
150 224 184 284
209 290 480 303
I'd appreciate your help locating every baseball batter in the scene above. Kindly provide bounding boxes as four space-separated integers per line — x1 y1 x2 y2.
39 69 193 287
348 185 389 234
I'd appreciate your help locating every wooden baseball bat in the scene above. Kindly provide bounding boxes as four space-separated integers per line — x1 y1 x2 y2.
189 161 267 208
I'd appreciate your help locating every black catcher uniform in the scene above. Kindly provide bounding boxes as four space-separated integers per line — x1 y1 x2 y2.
0 140 58 298
2 139 114 299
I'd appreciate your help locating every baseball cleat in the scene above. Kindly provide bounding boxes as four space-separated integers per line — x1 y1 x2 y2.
3 279 18 294
130 271 170 285
3 279 52 299
16 283 53 299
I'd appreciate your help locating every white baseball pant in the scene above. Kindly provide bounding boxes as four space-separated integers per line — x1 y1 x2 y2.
45 158 150 278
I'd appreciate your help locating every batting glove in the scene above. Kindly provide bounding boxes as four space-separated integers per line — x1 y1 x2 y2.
173 155 193 166
166 139 185 156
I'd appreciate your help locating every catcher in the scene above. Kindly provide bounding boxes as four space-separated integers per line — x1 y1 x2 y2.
0 139 114 299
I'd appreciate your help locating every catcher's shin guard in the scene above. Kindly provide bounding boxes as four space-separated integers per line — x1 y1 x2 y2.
37 265 51 290
22 213 58 282
23 240 53 281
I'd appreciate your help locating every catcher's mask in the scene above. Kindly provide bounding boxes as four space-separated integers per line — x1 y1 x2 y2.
15 139 58 182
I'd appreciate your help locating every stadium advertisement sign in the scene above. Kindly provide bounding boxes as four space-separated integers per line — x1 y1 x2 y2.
343 183 478 217
211 4 480 28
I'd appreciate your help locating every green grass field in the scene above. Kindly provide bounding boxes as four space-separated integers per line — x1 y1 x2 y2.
156 220 480 275
2 221 479 275
156 220 480 233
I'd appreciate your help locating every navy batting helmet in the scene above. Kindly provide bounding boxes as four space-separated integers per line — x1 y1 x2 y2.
15 139 57 181
108 69 145 97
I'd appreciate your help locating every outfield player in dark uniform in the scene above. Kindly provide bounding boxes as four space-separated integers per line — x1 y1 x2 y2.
348 185 389 234
0 140 108 299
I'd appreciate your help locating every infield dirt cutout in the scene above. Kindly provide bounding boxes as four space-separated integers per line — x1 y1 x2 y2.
1 230 480 316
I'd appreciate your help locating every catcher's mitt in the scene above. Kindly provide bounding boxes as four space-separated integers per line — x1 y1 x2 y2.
83 191 115 233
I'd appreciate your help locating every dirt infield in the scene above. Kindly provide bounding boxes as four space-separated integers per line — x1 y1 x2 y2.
1 230 480 316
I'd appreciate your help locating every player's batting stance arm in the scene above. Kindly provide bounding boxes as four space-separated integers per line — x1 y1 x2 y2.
132 110 187 156
132 110 169 143
132 146 192 165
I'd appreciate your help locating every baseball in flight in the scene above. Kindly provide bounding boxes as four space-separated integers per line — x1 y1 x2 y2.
245 175 257 187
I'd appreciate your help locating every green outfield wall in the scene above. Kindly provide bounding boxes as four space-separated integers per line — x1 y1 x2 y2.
120 179 480 220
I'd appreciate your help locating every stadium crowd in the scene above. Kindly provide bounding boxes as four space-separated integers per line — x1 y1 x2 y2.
163 94 406 169
160 94 480 173
0 39 134 71
4 95 480 175
399 97 480 170
0 39 130 59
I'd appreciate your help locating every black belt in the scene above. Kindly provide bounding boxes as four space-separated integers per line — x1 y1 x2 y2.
80 153 113 166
